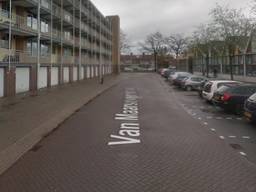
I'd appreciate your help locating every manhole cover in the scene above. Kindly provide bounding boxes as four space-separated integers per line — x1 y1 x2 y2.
230 143 243 150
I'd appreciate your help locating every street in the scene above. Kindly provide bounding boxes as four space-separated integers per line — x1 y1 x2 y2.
0 73 256 192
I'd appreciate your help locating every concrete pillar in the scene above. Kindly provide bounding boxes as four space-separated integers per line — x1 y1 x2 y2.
4 67 16 97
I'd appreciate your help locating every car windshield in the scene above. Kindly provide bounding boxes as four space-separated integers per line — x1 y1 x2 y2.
249 93 256 101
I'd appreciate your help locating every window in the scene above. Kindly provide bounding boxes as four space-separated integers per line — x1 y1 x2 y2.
41 21 49 33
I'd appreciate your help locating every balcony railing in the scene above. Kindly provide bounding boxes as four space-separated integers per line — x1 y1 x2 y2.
0 40 8 49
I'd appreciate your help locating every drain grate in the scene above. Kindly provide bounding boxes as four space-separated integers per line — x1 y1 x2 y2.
230 143 243 150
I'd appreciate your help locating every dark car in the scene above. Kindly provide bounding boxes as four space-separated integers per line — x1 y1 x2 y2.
244 93 256 122
212 84 256 114
173 75 191 87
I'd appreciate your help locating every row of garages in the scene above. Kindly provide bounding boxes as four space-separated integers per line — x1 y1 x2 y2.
0 65 113 97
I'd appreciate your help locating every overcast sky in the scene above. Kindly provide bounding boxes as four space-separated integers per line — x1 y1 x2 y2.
93 0 252 50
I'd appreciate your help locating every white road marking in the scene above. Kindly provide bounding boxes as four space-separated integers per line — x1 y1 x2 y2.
236 118 242 121
206 116 213 119
242 136 250 139
228 136 237 138
203 122 208 125
239 152 247 156
211 128 216 132
219 136 225 140
226 117 232 120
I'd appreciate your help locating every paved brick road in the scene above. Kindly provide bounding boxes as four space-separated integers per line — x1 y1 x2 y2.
0 73 255 192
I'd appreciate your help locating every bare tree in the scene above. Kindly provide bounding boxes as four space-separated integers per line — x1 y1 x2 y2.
210 4 255 80
120 30 131 54
191 23 220 77
167 34 188 58
139 32 166 71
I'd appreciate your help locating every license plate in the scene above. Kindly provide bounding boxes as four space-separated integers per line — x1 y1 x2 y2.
244 112 252 118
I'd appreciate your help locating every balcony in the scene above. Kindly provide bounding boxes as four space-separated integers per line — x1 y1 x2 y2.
0 40 9 49
0 49 51 64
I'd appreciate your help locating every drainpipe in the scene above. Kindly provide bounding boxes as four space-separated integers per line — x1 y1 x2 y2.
50 0 53 69
37 0 41 89
99 15 103 84
60 0 63 84
79 0 82 80
73 0 76 79
8 0 12 72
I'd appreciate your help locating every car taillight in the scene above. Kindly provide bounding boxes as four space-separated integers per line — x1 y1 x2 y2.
222 93 231 101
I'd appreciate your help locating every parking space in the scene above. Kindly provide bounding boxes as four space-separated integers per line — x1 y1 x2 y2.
166 81 256 165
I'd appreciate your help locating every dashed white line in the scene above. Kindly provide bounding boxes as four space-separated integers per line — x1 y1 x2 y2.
219 136 225 140
210 128 216 132
242 136 250 139
239 152 247 157
203 122 208 125
228 136 237 138
226 117 233 120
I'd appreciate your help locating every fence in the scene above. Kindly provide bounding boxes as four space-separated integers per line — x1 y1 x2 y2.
191 54 256 77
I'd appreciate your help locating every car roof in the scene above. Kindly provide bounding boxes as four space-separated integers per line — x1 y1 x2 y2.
209 80 238 83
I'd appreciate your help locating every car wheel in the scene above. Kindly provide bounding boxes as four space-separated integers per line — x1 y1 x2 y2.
186 86 192 91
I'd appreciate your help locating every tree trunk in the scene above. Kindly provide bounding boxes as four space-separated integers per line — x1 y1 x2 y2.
154 51 157 72
229 54 234 80
206 55 209 78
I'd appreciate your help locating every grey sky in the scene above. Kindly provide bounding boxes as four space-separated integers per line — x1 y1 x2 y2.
93 0 252 48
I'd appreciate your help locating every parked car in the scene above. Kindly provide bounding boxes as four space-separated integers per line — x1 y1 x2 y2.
181 76 208 91
160 68 169 76
202 80 240 102
163 69 176 79
212 84 256 114
173 75 192 87
244 93 256 122
168 72 191 84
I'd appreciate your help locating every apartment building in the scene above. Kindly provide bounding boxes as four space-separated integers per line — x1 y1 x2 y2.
0 0 120 97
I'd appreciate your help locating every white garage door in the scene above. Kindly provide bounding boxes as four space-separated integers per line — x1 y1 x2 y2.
0 68 4 97
91 66 94 78
80 67 84 80
95 66 98 77
38 67 47 89
63 67 69 83
16 67 30 94
86 66 90 78
51 67 58 86
73 67 78 81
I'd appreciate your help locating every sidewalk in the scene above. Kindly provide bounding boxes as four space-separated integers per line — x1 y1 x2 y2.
0 75 121 175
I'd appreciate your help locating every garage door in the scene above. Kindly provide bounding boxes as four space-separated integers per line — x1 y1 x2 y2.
63 67 69 83
80 67 84 80
95 66 98 77
51 67 58 86
91 66 94 78
38 67 47 89
86 66 90 78
0 68 4 97
16 67 30 94
73 67 78 81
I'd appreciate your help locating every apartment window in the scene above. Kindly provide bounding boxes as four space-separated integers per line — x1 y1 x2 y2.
64 48 72 57
41 43 49 56
27 40 38 56
27 15 38 30
64 31 71 40
64 11 71 22
41 0 50 9
41 20 49 33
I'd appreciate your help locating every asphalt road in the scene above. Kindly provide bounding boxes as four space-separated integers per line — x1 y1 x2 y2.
0 73 256 192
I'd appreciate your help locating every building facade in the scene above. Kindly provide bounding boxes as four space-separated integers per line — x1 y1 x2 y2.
0 0 120 97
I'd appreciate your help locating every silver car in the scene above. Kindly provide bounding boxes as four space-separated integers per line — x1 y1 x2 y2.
181 76 208 91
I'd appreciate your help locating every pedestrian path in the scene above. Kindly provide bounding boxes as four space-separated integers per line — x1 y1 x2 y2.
0 75 120 175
